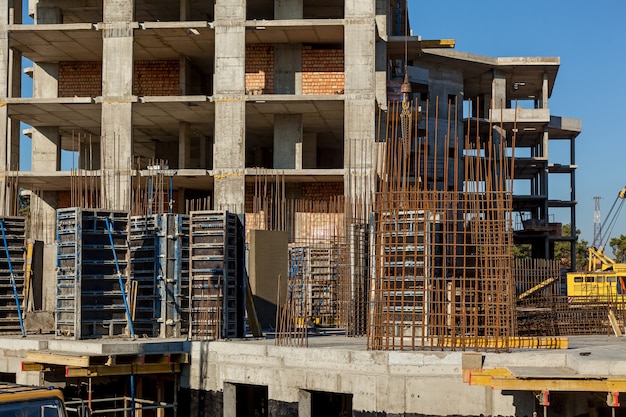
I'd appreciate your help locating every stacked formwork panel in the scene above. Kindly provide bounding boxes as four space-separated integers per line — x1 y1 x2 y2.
56 209 131 339
155 214 190 338
128 214 190 338
0 217 25 334
288 243 341 326
189 211 244 340
128 216 158 336
374 210 442 342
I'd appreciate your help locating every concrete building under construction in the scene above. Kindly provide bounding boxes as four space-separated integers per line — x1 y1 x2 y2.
1 1 624 417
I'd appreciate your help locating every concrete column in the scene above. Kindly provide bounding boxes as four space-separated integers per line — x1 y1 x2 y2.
298 132 317 169
273 114 302 169
33 63 58 98
32 127 61 171
298 390 312 417
31 192 58 243
199 135 207 169
180 0 190 21
274 44 302 95
179 56 191 95
35 5 61 23
375 0 387 108
491 126 506 189
179 122 191 169
344 1 376 200
223 383 236 417
0 1 23 215
29 6 60 243
100 0 134 210
78 137 101 170
491 69 506 109
541 72 549 109
32 63 60 173
274 0 302 19
213 0 246 212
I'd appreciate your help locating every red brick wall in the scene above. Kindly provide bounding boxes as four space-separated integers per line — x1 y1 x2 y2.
245 182 344 212
246 44 274 94
58 191 71 209
58 62 102 97
302 46 344 95
58 60 180 97
301 182 344 200
133 61 180 96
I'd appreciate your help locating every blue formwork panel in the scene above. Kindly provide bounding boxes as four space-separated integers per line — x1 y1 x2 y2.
189 211 244 340
129 215 158 337
0 216 25 334
128 214 190 338
55 208 130 339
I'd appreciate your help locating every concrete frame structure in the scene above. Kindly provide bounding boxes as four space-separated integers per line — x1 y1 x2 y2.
0 0 579 263
0 1 592 416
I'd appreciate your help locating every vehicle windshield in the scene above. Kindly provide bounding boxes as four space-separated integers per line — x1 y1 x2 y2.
0 397 65 417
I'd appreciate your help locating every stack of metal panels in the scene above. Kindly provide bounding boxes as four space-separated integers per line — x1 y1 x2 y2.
288 243 340 326
56 208 130 339
129 214 190 338
0 216 25 334
189 211 244 340
128 215 158 336
154 213 190 338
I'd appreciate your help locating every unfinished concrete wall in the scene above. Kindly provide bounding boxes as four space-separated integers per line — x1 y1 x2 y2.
185 341 515 416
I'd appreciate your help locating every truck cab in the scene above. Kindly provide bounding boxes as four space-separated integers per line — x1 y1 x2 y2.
0 384 67 417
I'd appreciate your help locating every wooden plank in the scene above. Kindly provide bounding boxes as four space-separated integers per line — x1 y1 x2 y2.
65 363 180 377
608 310 623 337
470 367 626 392
25 351 91 367
436 336 568 350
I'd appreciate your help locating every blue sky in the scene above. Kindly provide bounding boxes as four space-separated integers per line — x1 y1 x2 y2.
411 0 626 245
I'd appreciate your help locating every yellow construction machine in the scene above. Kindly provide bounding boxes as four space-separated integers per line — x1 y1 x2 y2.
566 246 626 300
566 186 626 301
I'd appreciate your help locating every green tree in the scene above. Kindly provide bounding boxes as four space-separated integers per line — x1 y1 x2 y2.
513 244 532 259
609 234 626 263
554 224 589 271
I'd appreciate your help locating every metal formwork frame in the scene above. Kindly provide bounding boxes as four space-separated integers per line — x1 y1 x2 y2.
0 216 26 335
189 211 242 340
155 213 189 338
56 209 131 339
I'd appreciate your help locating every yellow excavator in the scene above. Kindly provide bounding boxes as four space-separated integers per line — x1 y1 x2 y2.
566 186 626 301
